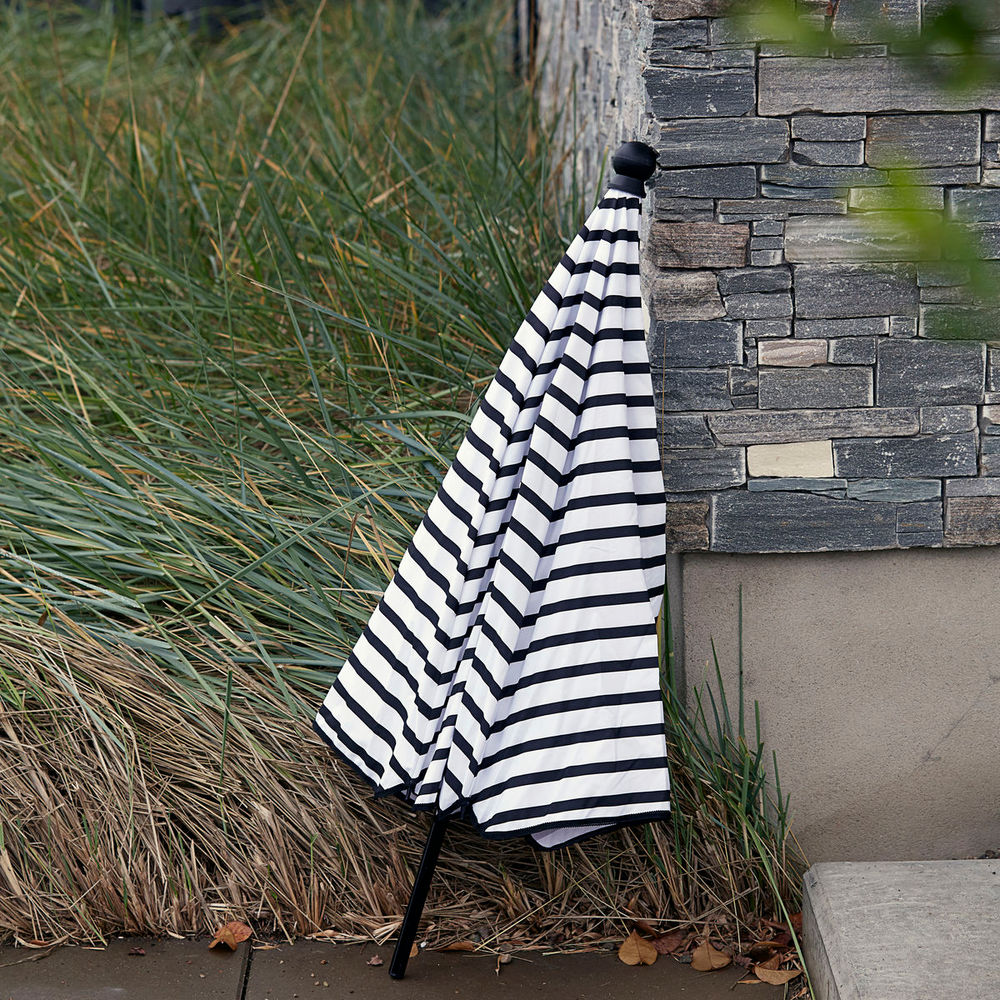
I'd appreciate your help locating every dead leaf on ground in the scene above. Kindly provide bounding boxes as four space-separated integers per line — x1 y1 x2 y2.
409 943 419 959
495 953 511 975
366 954 383 967
756 954 781 971
208 921 253 950
617 930 657 966
127 947 145 956
690 939 731 972
754 965 801 986
652 929 686 955
439 941 476 952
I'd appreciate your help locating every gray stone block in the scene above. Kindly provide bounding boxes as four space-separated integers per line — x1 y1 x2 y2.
730 393 760 408
649 19 708 55
724 292 793 319
750 236 784 250
761 184 845 200
655 370 733 412
791 115 867 141
924 0 1000 27
948 187 1000 221
797 317 890 338
649 319 742 368
988 112 1000 141
712 48 756 68
751 249 785 267
746 319 793 339
760 367 873 409
944 477 1000 496
887 165 981 185
645 67 756 118
849 185 945 211
956 222 1000 259
758 56 1000 114
794 140 866 165
888 315 918 337
866 113 980 167
708 407 920 445
917 262 970 286
718 266 791 295
661 446 746 492
982 405 1000 434
876 340 986 406
920 405 977 433
729 366 759 397
919 305 999 341
803 861 1000 1000
752 220 784 236
784 215 933 262
794 263 918 318
981 437 1000 476
649 271 725 321
760 162 889 188
834 433 978 477
652 196 716 221
657 117 789 167
896 500 943 533
946 496 1000 544
920 286 970 305
658 414 715 449
829 0 920 43
829 337 877 364
847 479 942 501
656 165 757 199
711 491 898 552
649 0 730 18
717 198 847 221
649 221 749 269
747 477 848 497
897 529 944 547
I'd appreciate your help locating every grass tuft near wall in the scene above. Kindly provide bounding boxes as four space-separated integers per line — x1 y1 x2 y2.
0 0 805 949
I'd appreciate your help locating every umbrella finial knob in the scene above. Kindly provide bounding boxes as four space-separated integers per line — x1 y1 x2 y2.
610 141 658 197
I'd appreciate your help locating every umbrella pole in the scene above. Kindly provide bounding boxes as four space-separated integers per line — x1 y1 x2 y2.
388 815 450 979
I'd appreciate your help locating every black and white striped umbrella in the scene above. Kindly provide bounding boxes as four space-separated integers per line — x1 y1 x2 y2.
312 141 669 974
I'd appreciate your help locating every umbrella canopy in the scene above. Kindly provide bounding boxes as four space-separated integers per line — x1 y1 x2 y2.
313 141 670 853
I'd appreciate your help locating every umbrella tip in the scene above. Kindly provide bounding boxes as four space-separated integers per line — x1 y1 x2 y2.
610 141 658 197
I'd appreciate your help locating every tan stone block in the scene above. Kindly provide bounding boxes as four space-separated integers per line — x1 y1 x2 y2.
944 497 1000 545
649 221 749 269
665 501 710 552
747 440 835 478
758 338 828 367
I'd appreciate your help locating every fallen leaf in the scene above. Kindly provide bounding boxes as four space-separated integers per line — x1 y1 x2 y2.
409 944 419 959
652 929 685 955
366 955 383 967
756 954 781 971
440 941 476 952
495 953 511 975
634 919 659 938
788 912 803 934
617 930 657 966
690 939 731 972
754 965 801 986
127 947 145 957
208 921 253 950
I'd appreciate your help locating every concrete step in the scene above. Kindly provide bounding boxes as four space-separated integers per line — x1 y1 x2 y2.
803 860 1000 1000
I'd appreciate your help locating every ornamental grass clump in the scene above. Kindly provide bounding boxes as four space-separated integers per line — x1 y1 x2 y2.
0 0 805 952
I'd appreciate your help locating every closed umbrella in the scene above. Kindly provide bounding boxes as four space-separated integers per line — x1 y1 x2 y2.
312 141 670 978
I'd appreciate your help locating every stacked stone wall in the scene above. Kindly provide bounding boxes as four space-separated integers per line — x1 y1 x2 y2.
537 0 1000 553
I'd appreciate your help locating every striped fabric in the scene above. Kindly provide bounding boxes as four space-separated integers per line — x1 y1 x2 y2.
313 187 670 849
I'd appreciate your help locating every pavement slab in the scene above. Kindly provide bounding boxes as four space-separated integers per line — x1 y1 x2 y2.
803 860 1000 1000
0 935 249 1000
246 941 786 1000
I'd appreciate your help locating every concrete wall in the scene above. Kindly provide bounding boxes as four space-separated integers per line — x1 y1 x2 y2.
677 548 1000 861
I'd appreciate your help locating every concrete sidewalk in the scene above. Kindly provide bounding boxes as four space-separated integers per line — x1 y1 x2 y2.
0 936 788 1000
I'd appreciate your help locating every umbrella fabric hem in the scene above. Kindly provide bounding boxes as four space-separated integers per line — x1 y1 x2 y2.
312 713 669 852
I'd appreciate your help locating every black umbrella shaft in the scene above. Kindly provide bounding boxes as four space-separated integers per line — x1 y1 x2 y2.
389 815 450 979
